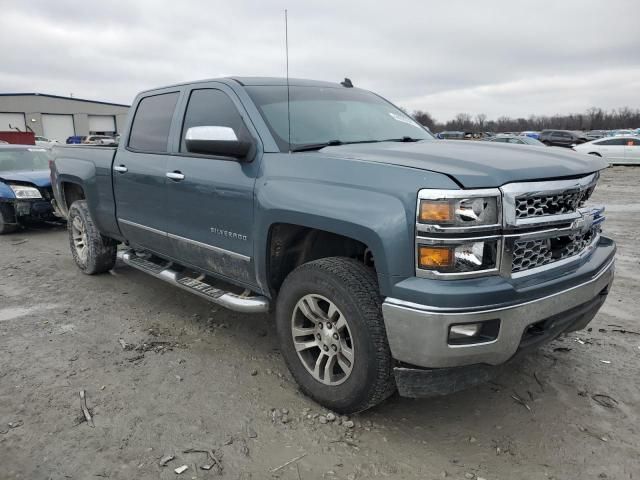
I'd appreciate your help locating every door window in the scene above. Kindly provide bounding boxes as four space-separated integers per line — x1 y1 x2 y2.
180 89 249 152
128 92 180 152
597 138 626 146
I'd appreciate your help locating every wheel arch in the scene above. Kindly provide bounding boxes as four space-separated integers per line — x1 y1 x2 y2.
265 223 378 296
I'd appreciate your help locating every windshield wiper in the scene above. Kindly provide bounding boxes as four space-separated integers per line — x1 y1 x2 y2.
290 140 345 152
290 137 423 152
382 136 423 142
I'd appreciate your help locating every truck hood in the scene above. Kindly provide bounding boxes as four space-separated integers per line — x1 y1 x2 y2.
0 170 51 188
320 140 608 188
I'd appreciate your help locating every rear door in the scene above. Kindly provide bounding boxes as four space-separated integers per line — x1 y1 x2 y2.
164 84 261 287
624 138 640 163
113 90 181 256
550 131 565 145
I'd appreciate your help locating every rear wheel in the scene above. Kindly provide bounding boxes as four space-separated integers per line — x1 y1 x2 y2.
68 200 116 274
0 204 18 234
276 257 395 413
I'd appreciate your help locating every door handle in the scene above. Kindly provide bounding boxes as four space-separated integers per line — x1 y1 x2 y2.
166 171 185 181
113 165 128 173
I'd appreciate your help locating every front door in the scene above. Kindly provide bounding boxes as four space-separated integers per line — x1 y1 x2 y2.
165 86 260 287
113 91 180 256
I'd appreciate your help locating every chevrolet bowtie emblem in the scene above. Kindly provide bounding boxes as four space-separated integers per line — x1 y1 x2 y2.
573 212 594 234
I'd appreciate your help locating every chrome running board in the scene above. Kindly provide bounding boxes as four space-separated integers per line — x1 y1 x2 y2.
117 250 270 314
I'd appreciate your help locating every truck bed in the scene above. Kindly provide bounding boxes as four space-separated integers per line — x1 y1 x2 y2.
50 144 120 239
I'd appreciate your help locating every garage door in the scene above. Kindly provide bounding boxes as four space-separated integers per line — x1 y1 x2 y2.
0 113 26 131
42 114 75 143
88 115 116 134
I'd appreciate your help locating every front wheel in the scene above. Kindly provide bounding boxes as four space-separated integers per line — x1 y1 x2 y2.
276 257 395 413
68 200 116 274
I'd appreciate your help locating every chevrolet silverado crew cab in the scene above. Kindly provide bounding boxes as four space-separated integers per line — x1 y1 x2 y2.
50 78 615 413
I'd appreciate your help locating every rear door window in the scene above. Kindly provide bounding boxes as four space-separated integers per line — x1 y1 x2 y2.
128 92 180 152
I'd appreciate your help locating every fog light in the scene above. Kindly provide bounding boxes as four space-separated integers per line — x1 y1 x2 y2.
448 319 501 345
449 323 482 339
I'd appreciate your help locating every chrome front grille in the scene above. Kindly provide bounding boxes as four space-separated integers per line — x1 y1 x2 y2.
511 225 600 273
515 187 594 219
501 172 604 276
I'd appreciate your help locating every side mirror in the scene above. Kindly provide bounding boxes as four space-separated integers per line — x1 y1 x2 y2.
185 126 252 159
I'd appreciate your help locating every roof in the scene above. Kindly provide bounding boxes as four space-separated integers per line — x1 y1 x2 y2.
0 93 130 108
137 76 348 95
230 77 343 87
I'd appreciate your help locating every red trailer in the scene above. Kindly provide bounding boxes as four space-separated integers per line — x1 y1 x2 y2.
0 131 35 145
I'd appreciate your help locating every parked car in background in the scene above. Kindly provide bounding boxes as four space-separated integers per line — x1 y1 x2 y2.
611 129 636 137
66 136 86 144
539 129 588 147
0 145 56 233
573 136 640 164
486 135 545 146
519 131 540 139
83 135 116 145
34 136 59 148
437 131 465 139
586 130 607 141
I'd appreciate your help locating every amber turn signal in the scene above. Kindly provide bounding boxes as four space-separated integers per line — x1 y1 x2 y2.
418 246 454 269
419 200 453 223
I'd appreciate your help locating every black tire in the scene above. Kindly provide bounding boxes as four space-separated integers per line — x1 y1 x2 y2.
67 200 116 274
0 203 18 234
543 140 552 146
276 257 395 413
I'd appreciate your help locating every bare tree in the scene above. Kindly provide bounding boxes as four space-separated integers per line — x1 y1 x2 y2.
423 107 640 133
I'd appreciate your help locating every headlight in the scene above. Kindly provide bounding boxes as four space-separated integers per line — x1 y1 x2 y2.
419 196 499 227
418 240 499 273
9 185 42 199
416 188 502 278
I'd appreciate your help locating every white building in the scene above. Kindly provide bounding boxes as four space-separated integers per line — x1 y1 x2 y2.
0 93 130 142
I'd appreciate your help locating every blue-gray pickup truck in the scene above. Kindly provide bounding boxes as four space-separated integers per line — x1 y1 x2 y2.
50 77 615 413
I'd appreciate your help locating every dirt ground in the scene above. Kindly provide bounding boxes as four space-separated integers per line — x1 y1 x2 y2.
1 166 639 480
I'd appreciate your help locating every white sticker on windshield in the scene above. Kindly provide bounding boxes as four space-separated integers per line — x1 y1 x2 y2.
388 112 420 127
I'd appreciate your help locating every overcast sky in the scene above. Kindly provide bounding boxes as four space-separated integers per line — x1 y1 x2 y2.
1 0 638 121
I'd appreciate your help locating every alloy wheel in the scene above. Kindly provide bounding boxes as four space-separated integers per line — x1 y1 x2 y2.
291 294 354 385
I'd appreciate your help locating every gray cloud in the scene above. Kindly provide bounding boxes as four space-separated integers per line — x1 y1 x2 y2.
1 0 638 121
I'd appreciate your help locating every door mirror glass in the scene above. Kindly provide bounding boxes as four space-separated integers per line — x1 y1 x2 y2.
185 126 251 159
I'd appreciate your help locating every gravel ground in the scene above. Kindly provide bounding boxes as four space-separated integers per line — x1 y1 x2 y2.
0 166 639 480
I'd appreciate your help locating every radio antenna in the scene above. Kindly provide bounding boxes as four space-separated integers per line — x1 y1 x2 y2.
285 9 291 153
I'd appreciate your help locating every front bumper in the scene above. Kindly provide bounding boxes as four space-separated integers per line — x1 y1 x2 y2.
382 241 615 370
15 199 54 218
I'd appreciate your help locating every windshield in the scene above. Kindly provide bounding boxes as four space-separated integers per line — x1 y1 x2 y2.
0 148 50 172
246 86 433 152
522 137 545 146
